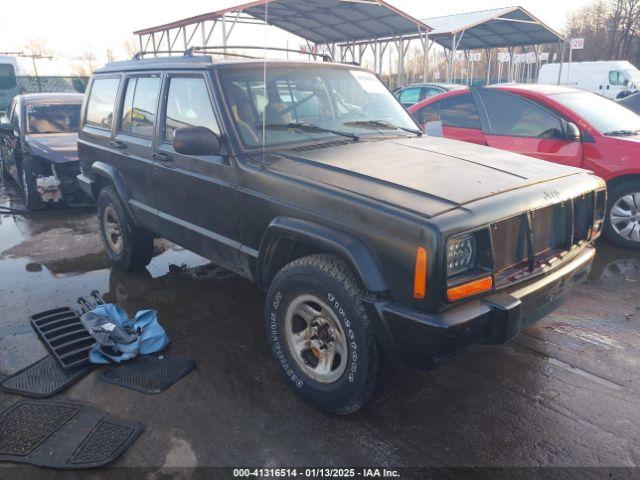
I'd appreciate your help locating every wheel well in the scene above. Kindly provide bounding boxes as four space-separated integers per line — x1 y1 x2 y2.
92 174 108 198
607 174 640 192
260 236 323 287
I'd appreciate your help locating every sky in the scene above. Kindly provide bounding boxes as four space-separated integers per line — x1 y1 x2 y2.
0 0 593 69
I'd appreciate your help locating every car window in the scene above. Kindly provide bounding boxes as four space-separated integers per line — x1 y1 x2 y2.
86 77 120 129
121 75 161 138
163 76 219 142
439 94 481 129
399 87 421 105
480 89 564 139
27 103 82 133
609 70 627 86
423 87 443 99
416 100 442 125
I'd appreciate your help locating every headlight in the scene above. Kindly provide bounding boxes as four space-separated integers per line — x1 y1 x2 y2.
447 234 476 277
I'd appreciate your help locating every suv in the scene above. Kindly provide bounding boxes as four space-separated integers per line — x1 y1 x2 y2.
78 56 606 414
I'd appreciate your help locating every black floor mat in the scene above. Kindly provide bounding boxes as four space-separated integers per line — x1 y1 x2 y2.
31 307 93 369
1 355 92 398
100 355 195 394
0 400 141 469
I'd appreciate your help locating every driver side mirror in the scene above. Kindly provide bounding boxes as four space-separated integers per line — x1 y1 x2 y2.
565 122 581 142
0 122 14 136
173 126 222 156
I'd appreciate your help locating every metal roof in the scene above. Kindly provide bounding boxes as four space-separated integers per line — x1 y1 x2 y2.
134 0 430 45
422 6 565 50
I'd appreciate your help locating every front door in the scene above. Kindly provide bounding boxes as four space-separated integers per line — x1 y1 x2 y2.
153 72 241 271
477 89 583 167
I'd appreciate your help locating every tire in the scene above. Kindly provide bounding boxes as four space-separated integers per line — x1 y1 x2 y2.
604 181 640 249
265 254 381 415
97 186 154 271
21 161 44 211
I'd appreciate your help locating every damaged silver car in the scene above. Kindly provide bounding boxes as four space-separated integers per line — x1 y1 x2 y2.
0 93 92 209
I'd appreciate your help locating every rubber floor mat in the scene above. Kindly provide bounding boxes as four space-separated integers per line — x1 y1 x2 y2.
0 400 141 469
31 307 93 369
100 355 195 394
1 355 92 398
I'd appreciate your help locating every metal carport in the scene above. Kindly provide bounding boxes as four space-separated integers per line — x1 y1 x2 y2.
420 7 567 84
133 0 430 85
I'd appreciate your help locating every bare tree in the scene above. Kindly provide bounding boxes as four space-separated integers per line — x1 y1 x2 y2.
23 38 53 58
123 38 138 58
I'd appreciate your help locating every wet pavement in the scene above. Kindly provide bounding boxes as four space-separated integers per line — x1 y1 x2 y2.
1 174 640 472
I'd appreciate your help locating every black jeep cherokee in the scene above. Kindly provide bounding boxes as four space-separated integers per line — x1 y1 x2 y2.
77 56 606 414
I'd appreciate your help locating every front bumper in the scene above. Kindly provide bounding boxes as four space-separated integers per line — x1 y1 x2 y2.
363 246 595 369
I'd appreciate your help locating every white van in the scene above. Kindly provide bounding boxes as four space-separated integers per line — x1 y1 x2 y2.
538 60 640 99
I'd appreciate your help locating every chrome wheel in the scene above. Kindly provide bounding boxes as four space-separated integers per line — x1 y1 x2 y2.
284 294 348 384
103 205 124 255
611 192 640 244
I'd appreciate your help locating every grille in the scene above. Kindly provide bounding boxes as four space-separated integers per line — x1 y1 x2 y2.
492 192 599 285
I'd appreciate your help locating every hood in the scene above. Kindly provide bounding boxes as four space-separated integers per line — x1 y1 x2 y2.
269 136 587 218
25 133 79 164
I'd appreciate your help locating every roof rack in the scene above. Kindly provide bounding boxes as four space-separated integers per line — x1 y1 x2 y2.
132 45 333 62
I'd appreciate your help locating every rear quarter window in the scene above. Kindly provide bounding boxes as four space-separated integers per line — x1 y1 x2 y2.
86 77 120 129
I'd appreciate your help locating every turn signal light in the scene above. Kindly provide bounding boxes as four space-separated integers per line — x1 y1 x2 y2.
413 247 428 299
447 276 493 302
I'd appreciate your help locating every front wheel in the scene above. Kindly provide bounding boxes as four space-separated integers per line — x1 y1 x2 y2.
604 181 640 248
265 254 381 415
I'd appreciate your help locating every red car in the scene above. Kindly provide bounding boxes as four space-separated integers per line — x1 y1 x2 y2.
409 84 640 248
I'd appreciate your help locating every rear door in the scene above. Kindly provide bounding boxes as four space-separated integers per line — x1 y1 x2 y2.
153 71 241 270
111 73 162 228
476 89 583 167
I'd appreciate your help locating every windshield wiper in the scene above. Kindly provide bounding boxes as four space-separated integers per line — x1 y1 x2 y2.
603 129 640 136
263 122 359 141
343 120 423 136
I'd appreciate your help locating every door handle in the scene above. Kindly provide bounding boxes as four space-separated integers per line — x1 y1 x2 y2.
109 140 127 150
153 152 173 162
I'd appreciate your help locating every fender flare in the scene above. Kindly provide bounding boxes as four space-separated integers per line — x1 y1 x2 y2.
257 217 389 293
91 162 139 225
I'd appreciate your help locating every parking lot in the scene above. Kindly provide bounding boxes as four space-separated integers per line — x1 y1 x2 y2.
1 174 640 472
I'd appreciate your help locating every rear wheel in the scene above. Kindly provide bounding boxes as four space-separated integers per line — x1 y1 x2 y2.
605 181 640 249
265 254 381 415
97 186 154 271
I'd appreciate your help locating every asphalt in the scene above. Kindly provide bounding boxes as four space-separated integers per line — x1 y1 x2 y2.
1 175 640 475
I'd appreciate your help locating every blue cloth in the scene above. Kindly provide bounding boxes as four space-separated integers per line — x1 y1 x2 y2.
83 304 170 364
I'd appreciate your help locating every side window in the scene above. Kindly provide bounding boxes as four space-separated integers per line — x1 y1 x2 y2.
163 76 219 142
417 100 441 124
423 87 443 99
480 89 564 139
439 94 481 129
121 75 161 138
399 87 420 105
609 70 627 86
86 77 120 129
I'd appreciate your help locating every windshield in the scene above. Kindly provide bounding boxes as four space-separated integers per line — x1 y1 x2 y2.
218 66 419 148
26 103 82 134
553 91 640 135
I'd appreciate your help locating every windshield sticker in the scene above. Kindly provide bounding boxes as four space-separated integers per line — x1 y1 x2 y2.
350 70 388 94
